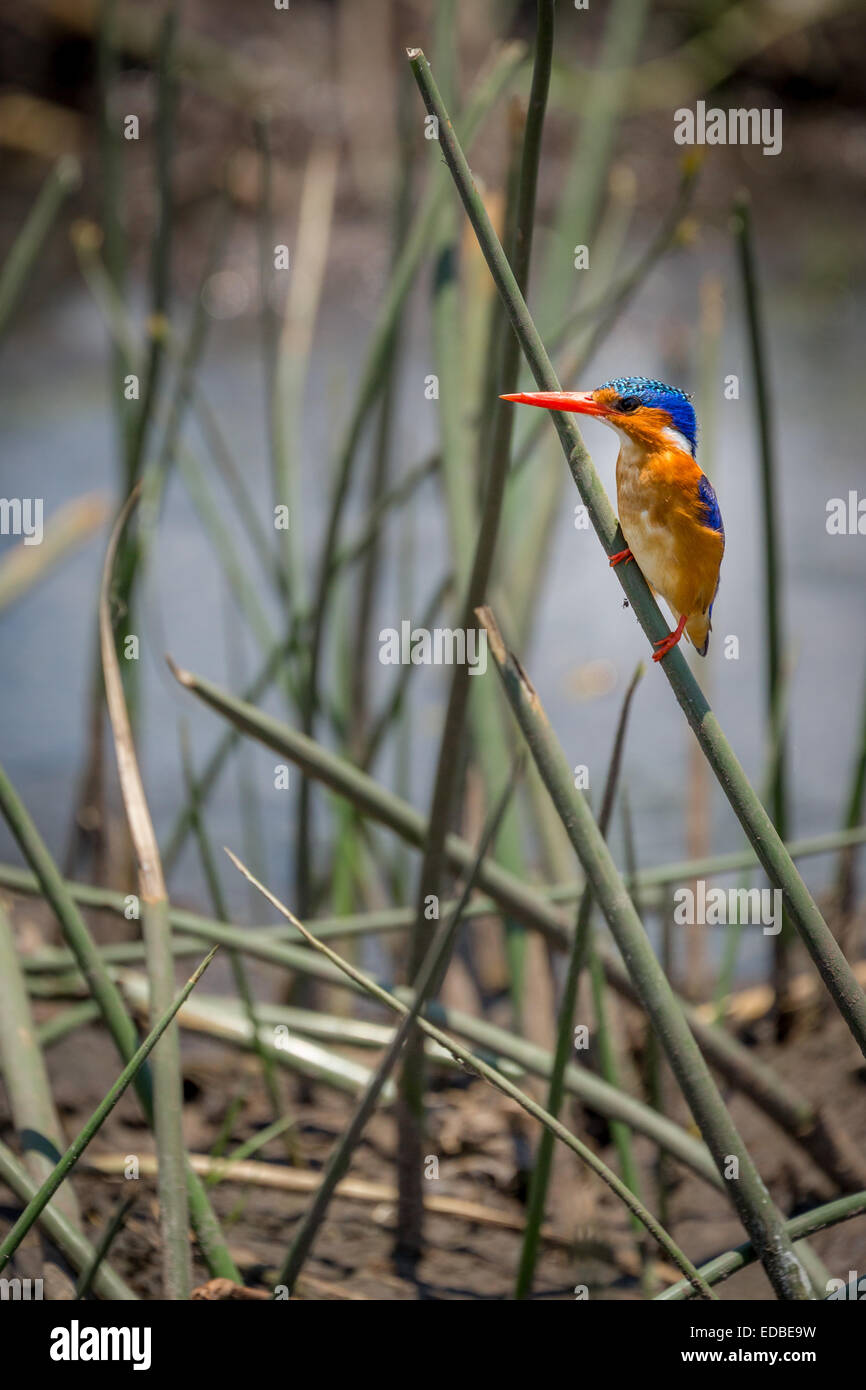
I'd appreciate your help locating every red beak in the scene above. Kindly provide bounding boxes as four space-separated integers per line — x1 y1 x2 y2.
500 390 609 417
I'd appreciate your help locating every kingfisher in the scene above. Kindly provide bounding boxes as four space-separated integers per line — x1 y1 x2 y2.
502 376 724 662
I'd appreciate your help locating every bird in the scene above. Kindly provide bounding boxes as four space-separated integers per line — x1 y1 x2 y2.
501 376 724 662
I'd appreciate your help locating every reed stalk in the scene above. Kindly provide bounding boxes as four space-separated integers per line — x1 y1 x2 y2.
179 724 289 1152
9 820 866 956
75 1195 136 1300
114 985 726 1193
406 45 866 1060
225 855 715 1300
0 1140 136 1301
732 191 787 840
0 764 239 1284
0 948 217 1274
732 190 794 1030
294 39 526 919
0 156 80 338
96 0 130 468
25 851 862 1191
465 0 556 1013
117 971 389 1099
125 7 177 491
164 661 866 1191
516 662 644 1297
99 488 191 1298
535 0 651 335
396 2 555 1265
269 760 520 1293
658 1189 866 1302
33 924 860 1196
511 160 700 476
835 663 866 923
476 605 813 1299
167 662 866 946
0 901 80 1223
162 452 439 874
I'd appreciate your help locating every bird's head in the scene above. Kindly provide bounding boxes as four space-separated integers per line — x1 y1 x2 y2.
502 376 697 457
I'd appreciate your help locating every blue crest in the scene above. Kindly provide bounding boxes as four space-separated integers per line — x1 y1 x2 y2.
598 376 698 456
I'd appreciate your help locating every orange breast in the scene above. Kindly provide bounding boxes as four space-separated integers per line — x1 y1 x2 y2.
616 445 723 628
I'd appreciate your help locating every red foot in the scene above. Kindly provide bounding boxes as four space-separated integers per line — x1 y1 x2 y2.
609 547 633 568
652 613 688 662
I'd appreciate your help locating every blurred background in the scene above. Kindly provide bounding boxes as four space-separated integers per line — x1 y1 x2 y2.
1 0 865 1301
2 2 865 948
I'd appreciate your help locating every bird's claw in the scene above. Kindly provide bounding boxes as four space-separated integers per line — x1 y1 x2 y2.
652 636 677 662
609 547 633 567
652 617 688 662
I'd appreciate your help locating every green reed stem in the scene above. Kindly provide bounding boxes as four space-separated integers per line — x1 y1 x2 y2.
75 1194 136 1300
535 0 651 335
408 46 866 1060
271 760 520 1293
0 1139 136 1300
0 764 239 1280
164 659 866 1192
0 156 80 338
27 838 861 1195
227 854 715 1300
295 40 526 918
836 662 866 918
179 723 289 1152
512 160 699 475
100 489 190 1298
658 1190 866 1302
0 949 217 1274
10 821 866 959
126 6 177 489
117 970 387 1099
477 605 813 1299
732 190 787 841
0 901 81 1223
161 452 439 874
395 9 555 1265
516 661 644 1298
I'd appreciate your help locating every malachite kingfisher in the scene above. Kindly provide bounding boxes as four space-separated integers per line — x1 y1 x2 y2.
501 376 725 662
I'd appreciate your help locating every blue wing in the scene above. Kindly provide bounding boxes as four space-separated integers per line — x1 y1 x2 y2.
697 473 724 538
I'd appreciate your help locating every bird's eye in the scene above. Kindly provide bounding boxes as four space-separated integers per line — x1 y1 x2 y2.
617 396 640 413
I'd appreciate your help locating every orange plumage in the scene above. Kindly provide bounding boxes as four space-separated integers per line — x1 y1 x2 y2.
502 377 725 661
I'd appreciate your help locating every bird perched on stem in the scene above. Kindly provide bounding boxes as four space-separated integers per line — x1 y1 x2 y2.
502 377 724 662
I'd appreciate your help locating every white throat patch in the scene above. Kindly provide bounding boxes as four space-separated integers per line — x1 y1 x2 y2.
603 420 694 463
660 424 693 454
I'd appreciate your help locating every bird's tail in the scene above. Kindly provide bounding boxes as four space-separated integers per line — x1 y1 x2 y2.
686 609 712 657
